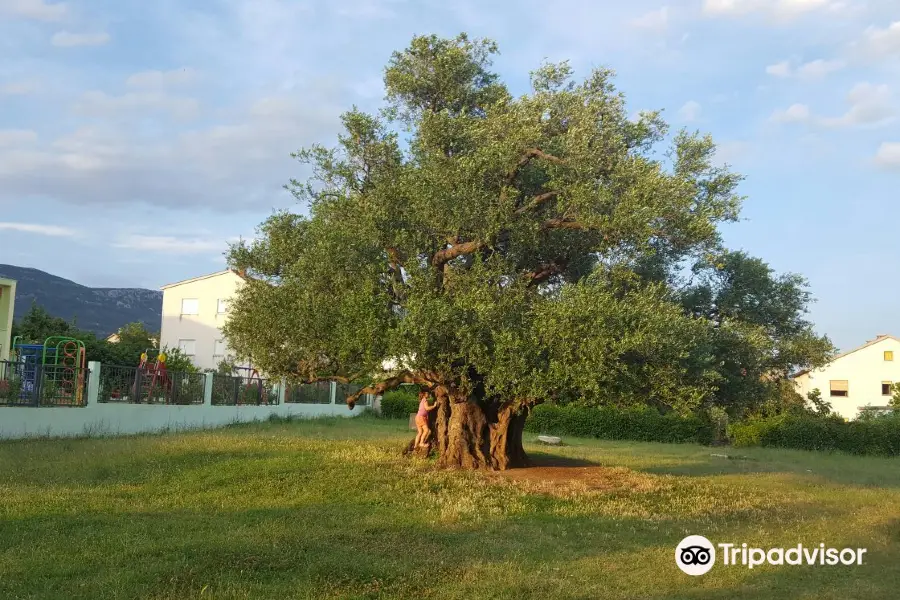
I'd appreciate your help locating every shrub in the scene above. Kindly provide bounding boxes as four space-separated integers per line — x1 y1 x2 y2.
0 377 23 401
380 388 420 419
524 404 715 445
729 413 900 456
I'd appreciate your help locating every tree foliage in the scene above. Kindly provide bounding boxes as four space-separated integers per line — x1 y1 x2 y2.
10 304 169 368
224 33 831 469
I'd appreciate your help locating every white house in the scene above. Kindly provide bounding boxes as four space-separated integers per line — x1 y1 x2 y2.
159 269 248 371
792 334 900 420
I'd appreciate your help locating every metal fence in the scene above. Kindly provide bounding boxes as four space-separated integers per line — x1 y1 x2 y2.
285 381 333 404
336 382 369 406
1 360 372 409
284 381 370 406
211 373 279 406
0 360 89 407
98 364 204 405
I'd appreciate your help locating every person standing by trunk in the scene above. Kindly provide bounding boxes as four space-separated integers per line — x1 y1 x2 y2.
414 391 438 449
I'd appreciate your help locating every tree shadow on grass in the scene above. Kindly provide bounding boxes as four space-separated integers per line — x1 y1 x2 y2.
524 452 601 468
638 453 900 489
3 502 891 600
525 440 900 490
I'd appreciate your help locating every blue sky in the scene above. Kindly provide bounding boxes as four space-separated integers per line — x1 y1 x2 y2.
1 0 899 351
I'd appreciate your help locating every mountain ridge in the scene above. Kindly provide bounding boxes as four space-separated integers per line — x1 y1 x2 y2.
0 264 162 336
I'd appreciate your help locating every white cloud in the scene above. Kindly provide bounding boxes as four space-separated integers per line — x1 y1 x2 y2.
111 235 226 255
0 88 344 211
796 58 845 78
0 0 66 21
821 82 894 127
73 90 200 119
51 31 111 47
765 60 793 77
678 100 702 121
770 83 895 128
770 103 811 123
0 222 76 237
0 129 38 146
874 142 900 169
702 0 846 22
631 6 669 32
126 68 199 89
765 58 845 79
855 21 900 60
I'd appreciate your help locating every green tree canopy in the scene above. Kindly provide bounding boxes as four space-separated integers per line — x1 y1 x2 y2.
224 33 831 469
11 303 74 344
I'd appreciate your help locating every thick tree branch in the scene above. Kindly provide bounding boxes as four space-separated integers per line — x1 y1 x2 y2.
293 369 369 386
345 371 434 408
507 148 564 182
525 261 567 286
514 191 559 215
432 240 484 268
385 247 408 302
541 218 590 231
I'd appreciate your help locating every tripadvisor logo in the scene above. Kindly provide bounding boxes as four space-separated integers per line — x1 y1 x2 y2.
676 535 716 576
675 535 867 576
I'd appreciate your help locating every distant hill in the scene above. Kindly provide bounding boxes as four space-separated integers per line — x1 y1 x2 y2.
0 264 162 336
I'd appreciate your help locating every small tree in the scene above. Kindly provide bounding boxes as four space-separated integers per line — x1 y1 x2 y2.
807 388 832 416
891 383 900 414
11 303 73 343
160 346 198 374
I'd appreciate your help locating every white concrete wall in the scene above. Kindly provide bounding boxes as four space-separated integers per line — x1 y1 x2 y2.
0 402 363 440
0 362 367 440
159 271 244 371
794 336 900 420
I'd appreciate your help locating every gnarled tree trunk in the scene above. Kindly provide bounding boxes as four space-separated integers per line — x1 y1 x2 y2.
489 404 531 470
404 393 530 470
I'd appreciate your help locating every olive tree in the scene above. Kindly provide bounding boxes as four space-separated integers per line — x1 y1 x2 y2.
224 34 745 469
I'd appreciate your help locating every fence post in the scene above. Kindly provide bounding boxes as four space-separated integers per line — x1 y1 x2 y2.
330 381 337 405
87 361 101 405
32 362 43 406
279 379 287 405
203 373 213 406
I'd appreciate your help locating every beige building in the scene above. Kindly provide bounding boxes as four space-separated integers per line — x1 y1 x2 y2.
159 270 248 371
793 334 900 420
0 277 16 361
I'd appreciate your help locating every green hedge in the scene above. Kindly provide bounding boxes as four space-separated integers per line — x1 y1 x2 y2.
729 413 900 456
524 404 714 445
380 388 420 419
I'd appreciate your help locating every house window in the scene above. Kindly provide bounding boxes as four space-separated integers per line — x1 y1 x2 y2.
829 380 848 397
883 381 893 396
886 351 894 361
213 339 226 359
181 298 199 315
177 339 196 356
217 299 228 314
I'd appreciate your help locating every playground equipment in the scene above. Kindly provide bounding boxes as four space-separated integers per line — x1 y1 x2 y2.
133 350 170 402
10 335 87 404
230 365 267 404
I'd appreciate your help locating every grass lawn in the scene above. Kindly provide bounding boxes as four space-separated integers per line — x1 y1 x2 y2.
1 416 898 599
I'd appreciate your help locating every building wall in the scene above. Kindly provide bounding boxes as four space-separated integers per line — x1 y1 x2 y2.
793 337 900 420
159 272 245 371
0 278 16 362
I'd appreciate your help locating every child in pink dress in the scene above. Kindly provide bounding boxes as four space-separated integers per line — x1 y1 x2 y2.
414 391 438 449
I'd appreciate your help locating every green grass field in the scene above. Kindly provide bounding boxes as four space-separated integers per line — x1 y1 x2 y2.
1 416 898 599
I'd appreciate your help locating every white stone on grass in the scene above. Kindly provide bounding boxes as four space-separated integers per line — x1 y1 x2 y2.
537 435 562 445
